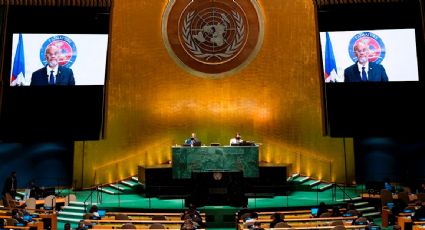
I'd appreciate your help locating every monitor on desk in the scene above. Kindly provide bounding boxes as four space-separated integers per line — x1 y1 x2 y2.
97 209 106 217
232 141 255 146
311 207 319 217
182 142 201 146
403 209 414 213
387 202 394 210
354 221 369 225
23 214 32 222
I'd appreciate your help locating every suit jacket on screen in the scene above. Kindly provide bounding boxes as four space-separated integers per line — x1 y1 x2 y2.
344 62 389 82
30 66 75 86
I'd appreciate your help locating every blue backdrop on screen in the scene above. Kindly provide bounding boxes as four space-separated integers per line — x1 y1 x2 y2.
0 142 73 193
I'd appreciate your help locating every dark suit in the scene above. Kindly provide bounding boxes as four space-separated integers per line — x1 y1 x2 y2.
344 62 389 82
2 175 17 197
31 66 75 86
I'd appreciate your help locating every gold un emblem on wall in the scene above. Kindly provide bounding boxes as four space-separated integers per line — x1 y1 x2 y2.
162 0 264 78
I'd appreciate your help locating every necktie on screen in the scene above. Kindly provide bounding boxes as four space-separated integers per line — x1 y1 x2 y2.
49 70 55 85
361 66 367 81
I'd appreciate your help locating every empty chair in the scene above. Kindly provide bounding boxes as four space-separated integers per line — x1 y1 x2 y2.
149 223 165 229
115 213 129 220
152 215 166 220
121 223 136 229
240 212 251 221
333 225 346 230
346 209 360 216
6 218 18 226
44 195 56 210
319 212 333 217
380 189 394 206
65 194 77 206
25 198 37 213
83 213 94 219
93 226 113 229
4 193 18 208
398 191 410 205
330 220 344 226
417 193 425 202
354 216 369 225
393 225 402 230
274 222 292 228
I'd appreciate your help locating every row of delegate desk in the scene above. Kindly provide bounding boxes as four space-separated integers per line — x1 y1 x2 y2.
0 197 64 230
82 210 363 229
0 212 57 230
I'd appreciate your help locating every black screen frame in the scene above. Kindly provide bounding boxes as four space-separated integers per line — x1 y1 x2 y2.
0 6 111 141
315 0 425 137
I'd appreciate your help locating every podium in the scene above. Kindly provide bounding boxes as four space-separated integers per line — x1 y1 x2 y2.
171 146 259 179
188 170 246 207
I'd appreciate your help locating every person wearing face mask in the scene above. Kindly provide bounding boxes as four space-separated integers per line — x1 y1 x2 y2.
230 132 243 146
344 41 388 82
31 45 75 86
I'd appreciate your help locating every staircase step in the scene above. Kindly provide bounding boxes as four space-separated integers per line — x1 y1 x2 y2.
318 183 334 191
336 196 362 202
354 202 369 207
98 187 123 195
302 179 321 186
16 191 26 198
110 183 132 192
58 211 85 217
311 182 332 191
291 173 300 178
287 173 300 182
131 176 139 182
293 176 310 183
69 201 98 206
63 206 86 212
58 217 82 224
357 207 375 212
363 211 381 217
121 180 140 187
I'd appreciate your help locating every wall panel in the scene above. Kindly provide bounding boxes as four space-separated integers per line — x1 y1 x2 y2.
73 0 355 188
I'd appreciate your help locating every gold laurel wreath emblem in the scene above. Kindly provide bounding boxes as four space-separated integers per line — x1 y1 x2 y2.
182 10 245 61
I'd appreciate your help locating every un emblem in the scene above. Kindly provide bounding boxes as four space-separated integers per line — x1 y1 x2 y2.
162 0 264 78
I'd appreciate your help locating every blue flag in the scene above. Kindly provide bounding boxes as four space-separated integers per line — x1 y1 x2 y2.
324 32 338 82
11 33 25 85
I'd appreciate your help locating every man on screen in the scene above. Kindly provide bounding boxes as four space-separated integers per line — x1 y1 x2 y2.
344 41 388 82
31 45 75 86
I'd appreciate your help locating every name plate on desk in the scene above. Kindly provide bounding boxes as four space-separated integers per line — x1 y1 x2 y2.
171 146 259 179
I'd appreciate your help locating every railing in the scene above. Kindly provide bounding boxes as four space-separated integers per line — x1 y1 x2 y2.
332 183 353 202
82 186 102 212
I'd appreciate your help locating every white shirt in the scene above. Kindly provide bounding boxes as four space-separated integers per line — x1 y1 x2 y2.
230 138 243 145
357 62 369 80
46 66 58 83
